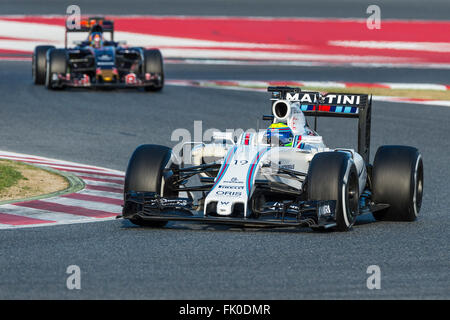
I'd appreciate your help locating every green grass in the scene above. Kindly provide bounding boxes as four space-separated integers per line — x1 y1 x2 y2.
0 162 27 192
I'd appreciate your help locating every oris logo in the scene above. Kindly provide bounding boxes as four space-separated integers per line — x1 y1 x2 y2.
215 191 242 197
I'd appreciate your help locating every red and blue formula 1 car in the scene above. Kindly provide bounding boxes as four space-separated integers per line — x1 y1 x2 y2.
32 16 164 91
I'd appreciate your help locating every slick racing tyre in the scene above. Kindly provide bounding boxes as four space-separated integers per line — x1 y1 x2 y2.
307 152 359 231
372 145 423 221
32 45 55 85
45 49 67 90
124 144 175 227
143 49 164 91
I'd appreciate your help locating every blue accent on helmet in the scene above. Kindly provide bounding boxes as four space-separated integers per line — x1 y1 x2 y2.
266 126 294 147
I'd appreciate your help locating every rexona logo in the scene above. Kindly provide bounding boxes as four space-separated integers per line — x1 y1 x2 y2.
286 93 361 105
215 191 242 197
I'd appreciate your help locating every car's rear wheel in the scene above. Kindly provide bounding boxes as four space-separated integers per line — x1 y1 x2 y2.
372 145 423 221
307 152 359 231
45 49 67 90
32 45 55 85
124 144 175 227
143 49 164 91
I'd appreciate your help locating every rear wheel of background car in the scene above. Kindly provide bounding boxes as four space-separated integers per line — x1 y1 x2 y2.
124 144 175 227
372 145 423 221
307 152 359 231
143 49 164 91
45 49 67 90
32 45 55 85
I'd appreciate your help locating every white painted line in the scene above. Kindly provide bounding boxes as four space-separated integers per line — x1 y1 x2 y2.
75 172 124 181
0 150 125 174
380 83 448 90
41 197 122 214
3 55 450 69
75 188 123 200
0 217 117 230
0 204 93 222
329 40 450 53
82 179 123 188
372 95 450 107
167 79 450 91
297 81 347 88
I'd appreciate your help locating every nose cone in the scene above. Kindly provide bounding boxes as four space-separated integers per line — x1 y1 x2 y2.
216 201 233 216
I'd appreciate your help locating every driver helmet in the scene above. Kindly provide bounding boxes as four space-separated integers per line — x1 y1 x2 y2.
89 32 103 48
266 123 294 147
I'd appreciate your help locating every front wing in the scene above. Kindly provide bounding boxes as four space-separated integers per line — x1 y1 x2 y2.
119 192 340 229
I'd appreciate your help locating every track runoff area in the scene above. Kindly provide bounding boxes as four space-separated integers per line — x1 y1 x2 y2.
0 15 449 68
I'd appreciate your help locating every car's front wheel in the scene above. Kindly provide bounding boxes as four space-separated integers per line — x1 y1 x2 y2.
123 144 175 227
143 49 164 92
32 45 55 85
45 49 67 90
307 152 359 231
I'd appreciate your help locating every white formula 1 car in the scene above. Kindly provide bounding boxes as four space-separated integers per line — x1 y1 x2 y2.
120 87 424 231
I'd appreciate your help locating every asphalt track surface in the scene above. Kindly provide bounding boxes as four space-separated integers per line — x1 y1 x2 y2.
0 0 449 300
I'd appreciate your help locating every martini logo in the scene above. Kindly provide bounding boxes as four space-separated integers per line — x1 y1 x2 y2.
285 93 361 105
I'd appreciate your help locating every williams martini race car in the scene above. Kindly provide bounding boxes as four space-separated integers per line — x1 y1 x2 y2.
120 87 424 231
32 17 164 91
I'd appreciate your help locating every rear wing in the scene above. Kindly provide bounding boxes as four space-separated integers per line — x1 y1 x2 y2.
65 16 114 47
267 86 372 163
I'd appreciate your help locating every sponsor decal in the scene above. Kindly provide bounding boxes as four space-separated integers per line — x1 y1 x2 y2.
125 73 137 84
148 198 191 207
280 164 295 170
98 54 113 61
218 185 244 190
97 61 115 66
223 177 244 184
286 93 361 105
215 191 242 197
81 74 90 86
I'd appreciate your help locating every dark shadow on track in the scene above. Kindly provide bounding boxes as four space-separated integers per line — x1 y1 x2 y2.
118 213 377 234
